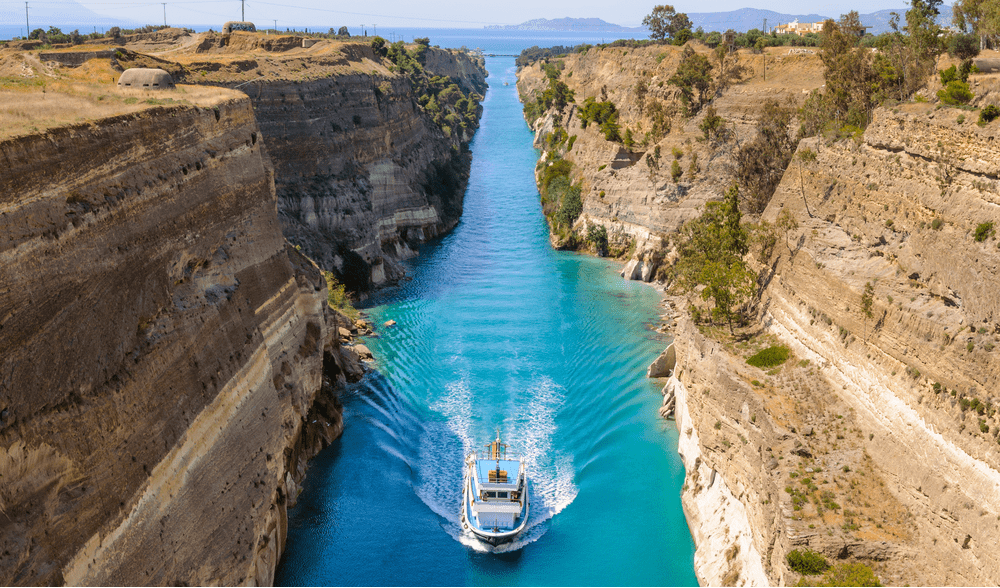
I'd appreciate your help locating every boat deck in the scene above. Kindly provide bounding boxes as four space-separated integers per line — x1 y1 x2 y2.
475 459 521 485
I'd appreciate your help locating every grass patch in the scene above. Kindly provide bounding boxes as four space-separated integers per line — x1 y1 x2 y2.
747 345 790 369
324 271 359 320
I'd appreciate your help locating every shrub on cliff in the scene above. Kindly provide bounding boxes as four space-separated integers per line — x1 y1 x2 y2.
938 80 974 105
672 185 754 335
979 104 1000 125
746 345 790 368
810 562 881 587
974 221 994 242
578 97 621 142
787 549 828 575
668 46 713 115
324 271 359 319
370 36 388 58
735 99 795 213
587 225 609 256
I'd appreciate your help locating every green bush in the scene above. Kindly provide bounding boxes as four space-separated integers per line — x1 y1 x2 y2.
974 221 994 242
586 224 609 256
980 104 1000 125
671 160 683 183
938 81 974 105
747 345 790 368
323 271 359 319
787 549 828 575
578 97 620 141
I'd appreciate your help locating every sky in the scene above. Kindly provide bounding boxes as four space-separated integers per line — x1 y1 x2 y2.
1 0 924 30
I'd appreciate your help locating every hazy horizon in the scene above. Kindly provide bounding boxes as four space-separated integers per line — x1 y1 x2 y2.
0 0 930 32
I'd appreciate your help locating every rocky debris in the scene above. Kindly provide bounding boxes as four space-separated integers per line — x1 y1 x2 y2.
353 344 374 361
384 319 397 327
647 342 676 378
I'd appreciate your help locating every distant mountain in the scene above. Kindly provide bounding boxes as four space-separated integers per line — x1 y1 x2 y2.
0 0 135 37
487 8 955 37
487 17 642 32
687 9 829 34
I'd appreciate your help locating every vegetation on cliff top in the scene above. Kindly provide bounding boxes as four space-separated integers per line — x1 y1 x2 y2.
374 36 483 145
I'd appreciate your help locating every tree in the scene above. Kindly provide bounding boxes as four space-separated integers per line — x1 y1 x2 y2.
907 0 944 60
953 0 1000 50
776 209 799 255
861 281 875 342
668 46 713 114
839 10 866 38
735 99 795 213
370 36 388 57
674 185 753 335
338 26 350 36
643 5 693 42
949 32 981 59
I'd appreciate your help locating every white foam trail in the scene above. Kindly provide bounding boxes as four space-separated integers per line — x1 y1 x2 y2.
411 379 476 523
416 374 579 552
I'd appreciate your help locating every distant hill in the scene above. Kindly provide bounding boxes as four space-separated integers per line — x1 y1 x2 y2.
688 7 953 35
487 17 642 32
488 8 954 36
0 0 136 37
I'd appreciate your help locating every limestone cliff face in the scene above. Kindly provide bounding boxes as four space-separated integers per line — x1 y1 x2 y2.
521 45 1000 585
0 95 359 585
753 104 1000 584
253 69 472 290
172 40 487 291
517 44 823 260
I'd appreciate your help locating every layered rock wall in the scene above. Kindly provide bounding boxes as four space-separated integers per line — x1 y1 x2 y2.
754 104 1000 584
517 44 823 256
0 95 353 585
184 41 487 290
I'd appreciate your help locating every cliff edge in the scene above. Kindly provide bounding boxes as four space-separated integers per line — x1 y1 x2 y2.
0 88 361 585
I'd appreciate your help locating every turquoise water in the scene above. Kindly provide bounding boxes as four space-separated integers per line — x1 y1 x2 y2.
275 57 696 587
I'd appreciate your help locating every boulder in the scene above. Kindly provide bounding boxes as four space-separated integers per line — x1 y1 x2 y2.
621 259 643 280
647 343 676 378
384 319 397 327
353 344 373 360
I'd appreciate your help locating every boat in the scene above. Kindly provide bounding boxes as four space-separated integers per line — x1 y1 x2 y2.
461 430 529 545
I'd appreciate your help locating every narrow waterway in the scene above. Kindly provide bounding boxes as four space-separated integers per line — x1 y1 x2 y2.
276 56 697 586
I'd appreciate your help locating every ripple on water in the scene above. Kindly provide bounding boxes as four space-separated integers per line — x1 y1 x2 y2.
276 55 696 587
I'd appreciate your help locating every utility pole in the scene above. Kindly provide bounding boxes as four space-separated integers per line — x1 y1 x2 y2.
762 18 767 81
360 24 365 37
273 19 277 33
373 24 377 37
241 0 244 21
162 3 167 27
25 2 29 38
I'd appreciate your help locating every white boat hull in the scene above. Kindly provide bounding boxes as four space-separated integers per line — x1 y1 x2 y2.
461 461 529 545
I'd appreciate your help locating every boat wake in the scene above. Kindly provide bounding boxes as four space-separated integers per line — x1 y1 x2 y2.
415 375 577 552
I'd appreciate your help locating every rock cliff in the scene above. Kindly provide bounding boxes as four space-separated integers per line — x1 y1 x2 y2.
517 43 822 259
753 104 1000 584
521 43 1000 585
121 34 488 291
0 91 363 585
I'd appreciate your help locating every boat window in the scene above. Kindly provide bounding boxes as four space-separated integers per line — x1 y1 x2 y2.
486 491 497 498
498 492 507 499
